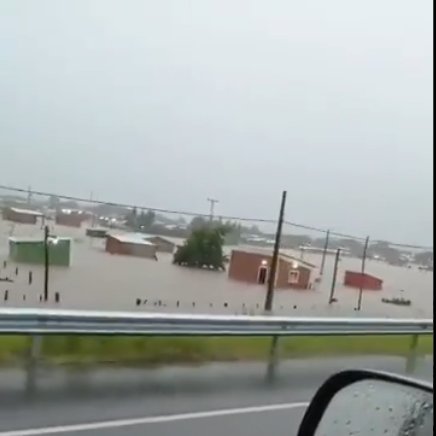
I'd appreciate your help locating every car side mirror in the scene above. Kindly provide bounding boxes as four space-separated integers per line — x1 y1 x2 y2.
297 369 433 435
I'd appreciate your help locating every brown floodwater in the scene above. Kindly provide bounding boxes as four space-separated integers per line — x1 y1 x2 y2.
0 220 432 318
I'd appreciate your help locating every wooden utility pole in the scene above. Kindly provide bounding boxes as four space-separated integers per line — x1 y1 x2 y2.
43 225 49 302
356 236 370 311
207 198 219 222
264 191 287 312
328 248 341 304
320 230 330 276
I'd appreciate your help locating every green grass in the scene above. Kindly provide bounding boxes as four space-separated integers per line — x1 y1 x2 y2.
0 335 432 366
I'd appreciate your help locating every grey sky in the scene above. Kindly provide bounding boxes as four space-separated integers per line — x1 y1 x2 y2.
0 0 433 244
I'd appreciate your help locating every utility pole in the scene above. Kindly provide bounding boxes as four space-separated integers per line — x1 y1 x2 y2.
43 225 58 302
90 191 96 228
43 225 49 302
27 185 32 206
356 236 370 311
207 198 219 222
319 230 330 276
264 191 287 312
328 248 341 304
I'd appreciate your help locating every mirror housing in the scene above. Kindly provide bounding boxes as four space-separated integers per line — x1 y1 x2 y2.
297 369 433 435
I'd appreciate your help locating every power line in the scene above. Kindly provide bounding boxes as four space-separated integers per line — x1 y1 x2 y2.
0 184 277 223
0 184 432 251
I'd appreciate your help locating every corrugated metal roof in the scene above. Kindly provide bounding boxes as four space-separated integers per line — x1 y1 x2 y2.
8 236 72 243
142 234 177 245
280 252 316 269
107 233 156 246
127 233 185 247
231 246 316 269
9 207 43 216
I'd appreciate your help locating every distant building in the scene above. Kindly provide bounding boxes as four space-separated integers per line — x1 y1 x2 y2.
86 227 108 238
142 235 176 253
344 271 383 291
298 246 343 256
243 236 271 246
2 207 43 225
228 248 316 290
55 211 86 228
8 236 72 266
105 233 157 259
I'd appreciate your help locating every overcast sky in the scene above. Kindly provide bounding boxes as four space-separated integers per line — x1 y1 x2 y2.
0 0 433 245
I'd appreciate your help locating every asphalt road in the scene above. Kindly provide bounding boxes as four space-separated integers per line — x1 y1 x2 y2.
5 407 308 436
0 356 432 436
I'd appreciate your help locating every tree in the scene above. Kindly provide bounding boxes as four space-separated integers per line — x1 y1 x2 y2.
367 241 405 265
189 216 209 230
125 207 138 229
248 225 262 235
223 221 242 245
173 226 227 270
59 200 79 210
125 208 155 231
48 195 60 209
333 238 364 258
138 210 155 231
176 216 187 225
414 251 434 267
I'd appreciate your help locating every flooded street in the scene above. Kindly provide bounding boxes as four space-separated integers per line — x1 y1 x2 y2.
0 220 432 318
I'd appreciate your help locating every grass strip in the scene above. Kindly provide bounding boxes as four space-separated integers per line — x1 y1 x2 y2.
0 335 432 366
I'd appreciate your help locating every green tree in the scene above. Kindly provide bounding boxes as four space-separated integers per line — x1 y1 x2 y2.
125 208 155 231
138 210 155 231
414 251 433 267
173 226 227 270
367 241 404 265
125 207 138 229
223 221 242 245
189 216 209 230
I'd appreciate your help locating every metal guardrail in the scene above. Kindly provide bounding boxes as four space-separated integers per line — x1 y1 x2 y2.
0 308 433 336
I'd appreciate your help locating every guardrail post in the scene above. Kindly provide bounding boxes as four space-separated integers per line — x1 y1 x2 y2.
405 334 419 374
266 336 280 383
25 335 42 395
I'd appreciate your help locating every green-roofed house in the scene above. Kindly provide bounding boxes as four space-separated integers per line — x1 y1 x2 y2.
8 237 72 266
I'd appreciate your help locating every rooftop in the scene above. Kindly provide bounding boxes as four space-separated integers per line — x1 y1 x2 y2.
9 236 72 243
9 207 43 216
107 233 156 246
141 234 178 245
345 270 383 281
232 246 317 269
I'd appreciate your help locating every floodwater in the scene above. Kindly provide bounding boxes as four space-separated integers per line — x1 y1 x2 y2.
0 219 432 318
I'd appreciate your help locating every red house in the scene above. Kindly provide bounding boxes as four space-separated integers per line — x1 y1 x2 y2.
344 271 383 291
55 211 86 228
228 248 316 290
